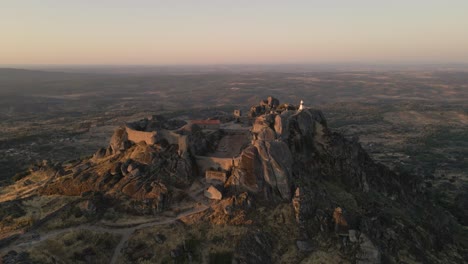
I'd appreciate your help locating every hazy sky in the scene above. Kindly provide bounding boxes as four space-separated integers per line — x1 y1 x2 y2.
1 0 468 65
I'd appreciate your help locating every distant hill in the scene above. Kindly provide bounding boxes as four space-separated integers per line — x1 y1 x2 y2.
0 68 104 95
0 67 91 80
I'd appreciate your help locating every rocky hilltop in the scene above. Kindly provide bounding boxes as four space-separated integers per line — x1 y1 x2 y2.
1 97 466 263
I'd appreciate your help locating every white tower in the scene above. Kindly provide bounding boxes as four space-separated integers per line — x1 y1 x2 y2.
299 100 304 111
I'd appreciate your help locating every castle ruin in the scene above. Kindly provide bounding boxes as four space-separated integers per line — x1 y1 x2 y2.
120 96 305 200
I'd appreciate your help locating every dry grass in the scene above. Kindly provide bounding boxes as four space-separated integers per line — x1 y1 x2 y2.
29 229 120 263
0 170 51 203
121 202 302 263
300 250 350 264
0 194 79 237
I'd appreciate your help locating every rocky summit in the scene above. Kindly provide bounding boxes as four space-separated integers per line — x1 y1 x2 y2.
0 96 466 264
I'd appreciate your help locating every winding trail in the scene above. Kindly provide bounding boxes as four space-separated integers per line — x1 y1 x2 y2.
110 205 208 264
0 180 210 264
1 191 210 264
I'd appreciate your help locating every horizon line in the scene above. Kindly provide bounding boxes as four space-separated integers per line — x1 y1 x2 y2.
2 61 468 67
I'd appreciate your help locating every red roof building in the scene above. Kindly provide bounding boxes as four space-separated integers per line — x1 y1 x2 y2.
190 120 221 130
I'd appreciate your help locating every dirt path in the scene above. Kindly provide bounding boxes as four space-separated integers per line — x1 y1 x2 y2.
1 182 212 263
1 204 209 264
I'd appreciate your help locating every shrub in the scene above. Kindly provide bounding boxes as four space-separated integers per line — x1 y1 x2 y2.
209 252 233 264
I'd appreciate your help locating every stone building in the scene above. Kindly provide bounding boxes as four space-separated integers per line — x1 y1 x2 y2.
205 170 227 184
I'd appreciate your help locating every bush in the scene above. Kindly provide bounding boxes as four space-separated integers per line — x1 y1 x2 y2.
209 252 233 264
0 202 26 219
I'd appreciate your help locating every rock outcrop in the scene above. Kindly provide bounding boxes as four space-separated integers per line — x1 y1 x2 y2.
228 102 327 201
204 185 222 200
109 126 130 154
30 96 467 263
41 117 192 214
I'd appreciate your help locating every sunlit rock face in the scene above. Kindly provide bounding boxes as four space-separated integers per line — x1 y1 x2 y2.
230 106 328 201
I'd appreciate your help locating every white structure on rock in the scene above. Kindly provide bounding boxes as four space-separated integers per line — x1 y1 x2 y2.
298 100 304 111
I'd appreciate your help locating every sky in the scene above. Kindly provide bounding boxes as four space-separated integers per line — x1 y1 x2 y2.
1 0 468 65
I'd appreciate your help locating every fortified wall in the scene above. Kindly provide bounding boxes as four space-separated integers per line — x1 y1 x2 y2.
193 121 251 177
125 125 158 145
158 129 189 156
125 116 250 178
125 120 190 157
195 155 241 173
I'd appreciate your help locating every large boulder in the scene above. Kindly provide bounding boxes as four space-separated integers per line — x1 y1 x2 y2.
226 139 292 200
267 96 280 108
256 127 276 141
205 185 222 200
227 146 263 193
252 114 277 141
254 140 292 200
273 110 295 140
109 126 130 154
249 96 280 117
249 105 265 118
251 115 268 134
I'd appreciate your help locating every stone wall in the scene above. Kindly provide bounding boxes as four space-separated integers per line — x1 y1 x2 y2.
195 155 241 173
158 130 188 156
205 170 227 184
125 125 157 145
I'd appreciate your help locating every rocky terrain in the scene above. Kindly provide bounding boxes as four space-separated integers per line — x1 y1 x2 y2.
0 96 466 263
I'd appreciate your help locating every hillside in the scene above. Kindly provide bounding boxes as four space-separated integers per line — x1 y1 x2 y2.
0 97 466 264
